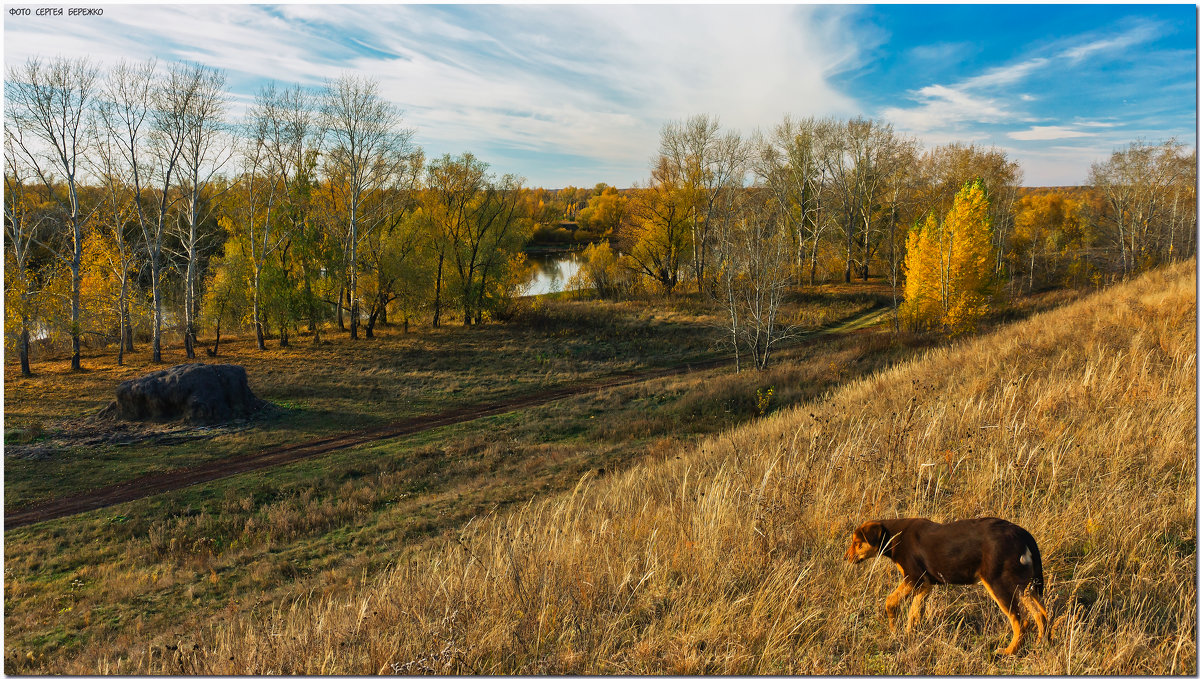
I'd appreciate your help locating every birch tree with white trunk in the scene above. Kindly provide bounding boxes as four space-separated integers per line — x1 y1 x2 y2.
5 56 100 370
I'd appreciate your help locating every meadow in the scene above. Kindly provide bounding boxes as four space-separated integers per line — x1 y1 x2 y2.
5 286 913 673
103 260 1195 675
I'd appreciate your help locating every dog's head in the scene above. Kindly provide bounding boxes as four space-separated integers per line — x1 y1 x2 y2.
845 521 889 564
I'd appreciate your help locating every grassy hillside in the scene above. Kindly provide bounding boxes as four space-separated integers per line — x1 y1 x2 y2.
140 261 1194 675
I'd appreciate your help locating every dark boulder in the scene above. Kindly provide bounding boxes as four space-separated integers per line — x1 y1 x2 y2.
99 363 266 424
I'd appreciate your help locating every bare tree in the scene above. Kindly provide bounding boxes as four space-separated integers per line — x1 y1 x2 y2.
170 64 231 358
715 190 796 371
658 115 749 293
4 129 54 376
820 117 907 283
820 118 859 283
105 60 196 363
852 120 910 282
96 59 160 358
320 74 414 340
755 115 833 285
6 56 100 370
1090 139 1192 278
90 126 145 364
242 83 323 349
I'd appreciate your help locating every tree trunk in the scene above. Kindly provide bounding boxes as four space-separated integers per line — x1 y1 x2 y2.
432 252 444 328
207 318 222 357
809 230 820 286
253 274 266 350
122 295 135 353
19 322 32 377
184 239 197 359
349 199 360 340
337 287 346 330
117 315 126 367
365 305 379 338
71 230 82 371
474 267 489 326
860 218 871 281
151 258 163 363
844 211 854 284
119 276 134 354
306 278 316 333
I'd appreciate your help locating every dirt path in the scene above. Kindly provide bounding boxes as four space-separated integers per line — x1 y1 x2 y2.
5 307 889 530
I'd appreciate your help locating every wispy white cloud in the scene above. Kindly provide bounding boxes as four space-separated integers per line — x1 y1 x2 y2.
877 17 1192 184
5 5 867 186
5 6 1191 187
1060 21 1160 63
1008 125 1098 141
960 57 1050 90
880 84 1008 134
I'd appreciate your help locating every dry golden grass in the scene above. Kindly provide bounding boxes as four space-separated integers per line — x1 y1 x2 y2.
94 262 1199 674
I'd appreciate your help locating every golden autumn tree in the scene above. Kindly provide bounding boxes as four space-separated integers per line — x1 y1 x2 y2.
79 229 126 351
622 156 693 294
902 211 941 328
1009 191 1087 292
902 179 995 335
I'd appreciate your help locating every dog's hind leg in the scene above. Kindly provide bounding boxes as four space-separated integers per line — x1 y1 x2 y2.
980 579 1025 655
1020 588 1049 641
885 579 915 632
906 582 932 632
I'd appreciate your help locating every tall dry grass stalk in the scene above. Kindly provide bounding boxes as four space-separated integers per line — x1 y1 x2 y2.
123 262 1196 675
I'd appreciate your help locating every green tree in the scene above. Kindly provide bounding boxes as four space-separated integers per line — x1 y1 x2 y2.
200 238 252 357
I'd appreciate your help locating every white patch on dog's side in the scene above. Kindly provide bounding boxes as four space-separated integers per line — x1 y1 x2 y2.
1020 548 1032 566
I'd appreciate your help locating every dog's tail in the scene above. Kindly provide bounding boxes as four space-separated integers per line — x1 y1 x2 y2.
1017 529 1053 639
1018 533 1045 597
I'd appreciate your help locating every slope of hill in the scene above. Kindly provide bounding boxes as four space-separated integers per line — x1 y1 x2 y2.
122 262 1196 675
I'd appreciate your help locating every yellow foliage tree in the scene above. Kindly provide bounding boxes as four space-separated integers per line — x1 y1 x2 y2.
623 159 693 294
1010 191 1088 291
80 230 124 341
902 179 995 335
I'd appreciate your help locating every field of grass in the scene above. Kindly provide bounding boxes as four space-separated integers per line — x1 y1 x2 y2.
4 288 916 674
90 261 1193 675
2 292 880 512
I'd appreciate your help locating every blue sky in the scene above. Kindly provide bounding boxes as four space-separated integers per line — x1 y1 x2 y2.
4 3 1195 187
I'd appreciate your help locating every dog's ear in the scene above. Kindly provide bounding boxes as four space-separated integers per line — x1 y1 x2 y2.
859 521 887 547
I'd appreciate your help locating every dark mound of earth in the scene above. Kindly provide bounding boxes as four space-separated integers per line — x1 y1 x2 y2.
98 363 266 424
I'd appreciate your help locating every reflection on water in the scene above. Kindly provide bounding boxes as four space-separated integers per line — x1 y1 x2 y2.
522 252 584 296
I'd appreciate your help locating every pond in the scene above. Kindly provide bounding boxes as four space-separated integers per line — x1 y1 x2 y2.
521 251 584 296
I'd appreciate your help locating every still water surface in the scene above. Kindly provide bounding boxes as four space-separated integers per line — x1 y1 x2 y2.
522 252 584 296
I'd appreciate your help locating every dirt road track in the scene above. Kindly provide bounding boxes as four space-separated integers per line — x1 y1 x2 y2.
5 307 888 531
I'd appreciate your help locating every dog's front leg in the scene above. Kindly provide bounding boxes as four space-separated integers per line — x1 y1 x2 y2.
884 579 914 632
906 582 932 631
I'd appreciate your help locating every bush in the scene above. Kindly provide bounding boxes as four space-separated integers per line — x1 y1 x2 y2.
570 242 636 300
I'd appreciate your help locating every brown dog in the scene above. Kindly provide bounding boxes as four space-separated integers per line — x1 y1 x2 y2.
846 517 1049 655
